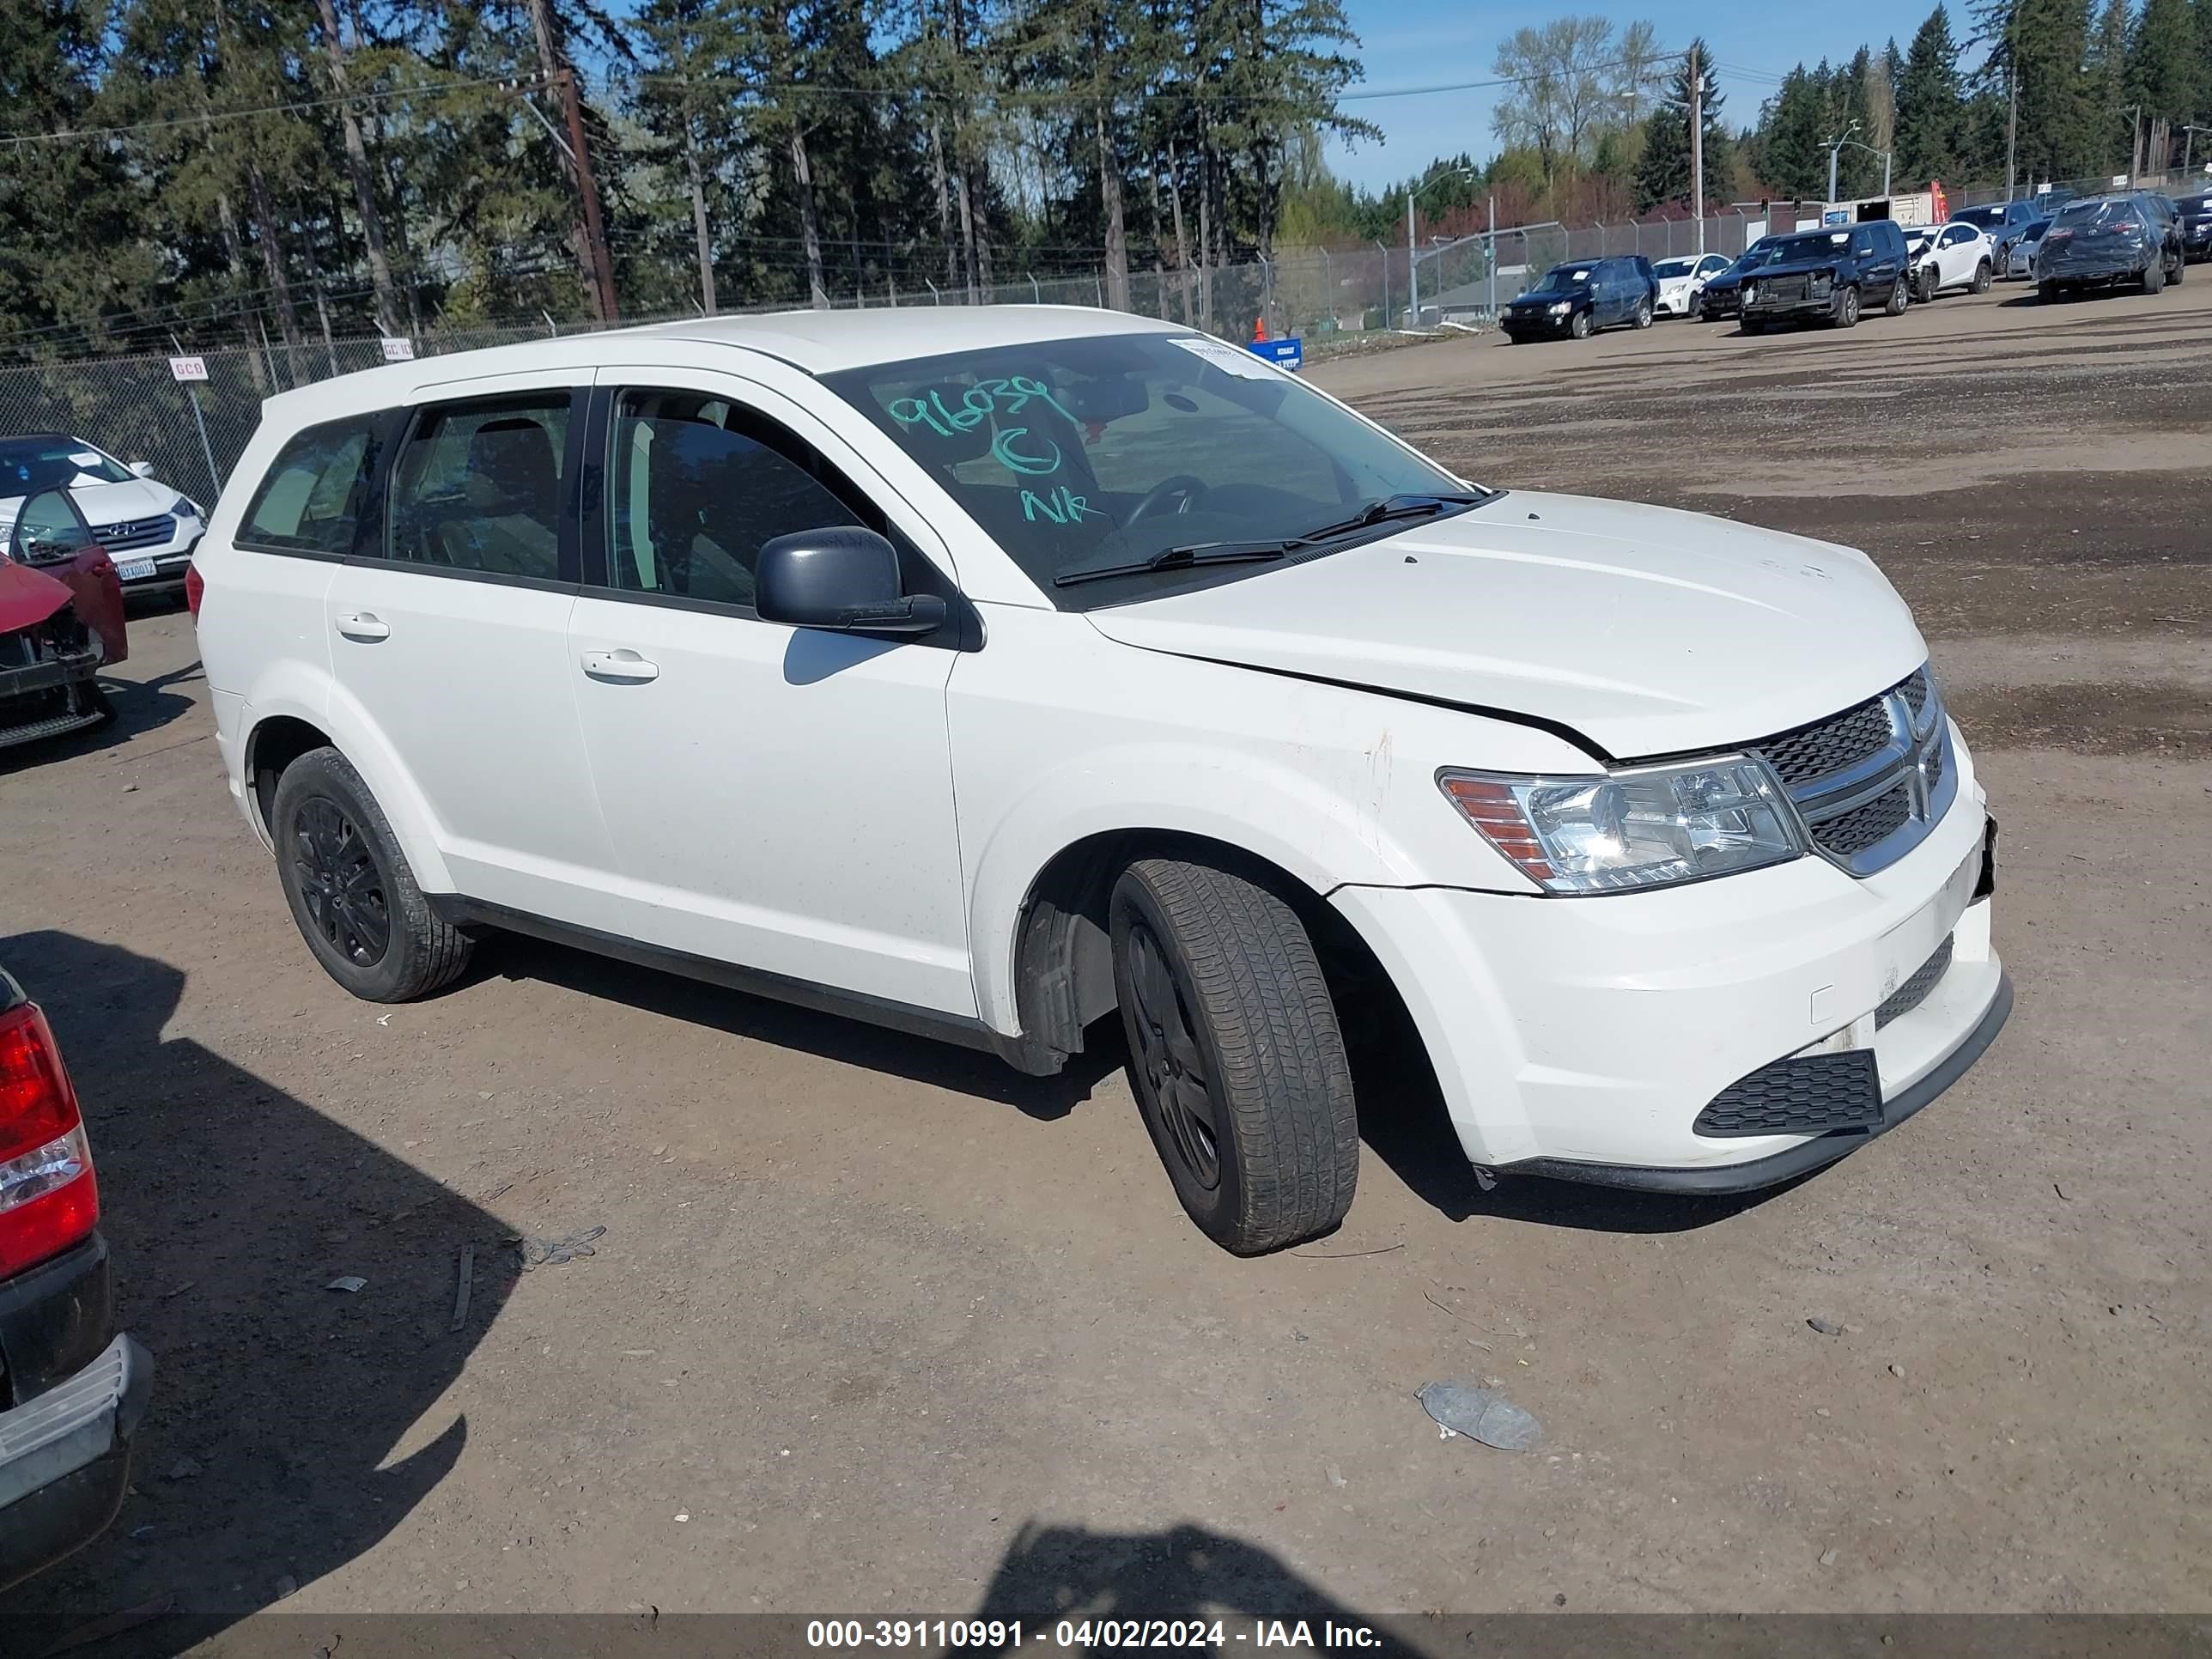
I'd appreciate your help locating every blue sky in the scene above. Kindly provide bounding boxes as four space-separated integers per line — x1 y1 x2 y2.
1322 0 1963 192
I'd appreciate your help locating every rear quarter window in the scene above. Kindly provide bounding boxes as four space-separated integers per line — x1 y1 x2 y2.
239 416 384 555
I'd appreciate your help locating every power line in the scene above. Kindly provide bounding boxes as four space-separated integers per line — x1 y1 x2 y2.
0 72 530 149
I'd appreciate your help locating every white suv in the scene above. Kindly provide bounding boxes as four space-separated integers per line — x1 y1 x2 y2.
191 309 2008 1253
1909 222 1997 301
0 434 208 595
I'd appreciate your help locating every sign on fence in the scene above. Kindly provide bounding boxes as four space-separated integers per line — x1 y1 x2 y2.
380 337 416 362
1248 337 1304 371
167 356 208 383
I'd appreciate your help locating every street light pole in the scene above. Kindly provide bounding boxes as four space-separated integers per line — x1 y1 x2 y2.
1407 193 1418 325
1690 43 1705 254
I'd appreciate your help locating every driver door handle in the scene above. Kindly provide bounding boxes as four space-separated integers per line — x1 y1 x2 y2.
581 648 659 684
336 612 390 643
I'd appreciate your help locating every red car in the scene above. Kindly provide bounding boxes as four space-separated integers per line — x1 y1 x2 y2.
0 965 149 1589
1 464 129 752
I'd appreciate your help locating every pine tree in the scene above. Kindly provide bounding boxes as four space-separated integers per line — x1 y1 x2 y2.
2129 0 2199 128
1753 65 1833 198
1895 5 1966 183
2087 0 2132 172
1632 40 1731 211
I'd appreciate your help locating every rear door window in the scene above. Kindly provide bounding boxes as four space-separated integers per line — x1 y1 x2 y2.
383 394 574 581
239 417 384 555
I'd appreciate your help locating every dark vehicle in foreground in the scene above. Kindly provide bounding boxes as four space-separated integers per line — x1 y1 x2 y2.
1500 257 1657 342
1696 238 1778 321
2037 195 2182 299
2174 191 2212 261
1739 221 1911 332
0 965 149 1589
2 472 129 751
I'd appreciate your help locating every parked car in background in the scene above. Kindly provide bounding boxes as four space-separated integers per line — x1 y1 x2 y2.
0 435 207 599
1697 239 1779 322
1501 257 1657 341
2038 194 2180 298
0 964 150 1589
193 309 2008 1254
2130 191 2185 278
1650 253 1733 318
1741 221 1912 331
1909 222 1996 301
1951 199 2042 265
2172 191 2212 261
2 469 129 750
2006 220 2051 280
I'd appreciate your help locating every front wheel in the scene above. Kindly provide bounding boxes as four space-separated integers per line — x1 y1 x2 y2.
1568 308 1592 339
1740 317 1765 335
1832 284 1860 329
1109 859 1359 1255
1971 260 1991 294
272 746 474 1003
1885 276 1910 315
1633 298 1654 329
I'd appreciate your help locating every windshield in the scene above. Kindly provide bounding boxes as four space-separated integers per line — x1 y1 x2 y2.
0 437 132 490
2179 195 2212 213
1527 264 1595 293
823 332 1479 606
2021 221 2050 242
1770 232 1850 263
1652 258 1698 278
1957 205 2012 229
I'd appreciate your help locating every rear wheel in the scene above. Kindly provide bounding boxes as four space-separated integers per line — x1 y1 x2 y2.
1971 259 1992 294
2039 280 2062 303
1884 276 1910 315
272 747 473 1003
2144 258 2164 295
1109 859 1359 1255
1569 308 1592 339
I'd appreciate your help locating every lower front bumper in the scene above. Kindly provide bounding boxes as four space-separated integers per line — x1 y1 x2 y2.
1743 298 1836 324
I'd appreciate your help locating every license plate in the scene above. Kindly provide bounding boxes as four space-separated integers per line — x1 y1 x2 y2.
116 557 158 581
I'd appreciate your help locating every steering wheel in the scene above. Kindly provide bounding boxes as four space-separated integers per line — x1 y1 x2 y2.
1127 474 1210 525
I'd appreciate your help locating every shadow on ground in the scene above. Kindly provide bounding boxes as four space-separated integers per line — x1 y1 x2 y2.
0 930 518 1656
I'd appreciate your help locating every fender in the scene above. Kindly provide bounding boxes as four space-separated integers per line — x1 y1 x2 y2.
963 738 1435 1036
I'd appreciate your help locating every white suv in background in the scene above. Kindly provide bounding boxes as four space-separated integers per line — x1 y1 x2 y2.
1910 222 1997 301
1650 253 1732 317
190 309 2008 1254
0 434 208 596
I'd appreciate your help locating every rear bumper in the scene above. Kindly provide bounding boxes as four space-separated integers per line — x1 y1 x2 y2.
2041 254 2150 283
0 1234 150 1590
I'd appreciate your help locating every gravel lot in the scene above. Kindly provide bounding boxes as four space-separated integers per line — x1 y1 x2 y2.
3 276 2207 1651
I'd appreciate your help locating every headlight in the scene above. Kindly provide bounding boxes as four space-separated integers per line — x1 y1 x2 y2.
1741 282 1757 303
1548 301 1570 315
1437 759 1802 894
1811 270 1833 295
179 498 206 520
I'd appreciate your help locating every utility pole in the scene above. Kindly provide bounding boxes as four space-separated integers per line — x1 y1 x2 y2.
1690 44 1705 254
1486 196 1497 317
2004 49 2018 198
1407 193 1418 325
2127 104 2142 185
556 68 619 325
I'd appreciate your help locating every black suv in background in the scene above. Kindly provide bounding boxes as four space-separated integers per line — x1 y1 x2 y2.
2175 191 2212 261
1740 220 1911 332
2037 193 2184 297
1500 256 1658 342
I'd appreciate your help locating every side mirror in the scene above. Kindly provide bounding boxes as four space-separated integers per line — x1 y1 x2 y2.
129 460 157 479
755 527 946 637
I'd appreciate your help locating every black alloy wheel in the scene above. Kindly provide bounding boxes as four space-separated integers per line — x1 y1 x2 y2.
292 798 392 967
1121 917 1221 1193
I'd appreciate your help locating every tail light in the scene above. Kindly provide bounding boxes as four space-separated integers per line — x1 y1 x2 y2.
0 1000 100 1279
185 559 204 621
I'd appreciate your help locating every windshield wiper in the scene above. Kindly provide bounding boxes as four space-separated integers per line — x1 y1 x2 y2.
1051 492 1495 588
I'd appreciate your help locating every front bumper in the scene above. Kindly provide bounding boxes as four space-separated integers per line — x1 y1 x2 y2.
1700 289 1741 316
1743 292 1838 323
0 1234 151 1590
0 647 106 750
1501 312 1573 336
107 536 201 596
1332 746 2006 1186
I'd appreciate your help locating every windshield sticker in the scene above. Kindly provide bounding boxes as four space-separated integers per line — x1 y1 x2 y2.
68 452 104 469
1021 484 1097 523
888 375 1077 440
1165 337 1275 380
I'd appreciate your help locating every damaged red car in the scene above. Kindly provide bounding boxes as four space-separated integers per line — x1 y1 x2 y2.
1 471 128 752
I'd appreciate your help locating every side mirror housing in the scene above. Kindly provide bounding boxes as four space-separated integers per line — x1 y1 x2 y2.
755 527 946 637
129 460 158 479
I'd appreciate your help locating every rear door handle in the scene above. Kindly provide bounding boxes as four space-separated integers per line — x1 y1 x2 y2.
581 648 659 684
336 612 390 643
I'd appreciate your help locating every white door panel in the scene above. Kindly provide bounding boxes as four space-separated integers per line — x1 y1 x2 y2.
566 597 973 1014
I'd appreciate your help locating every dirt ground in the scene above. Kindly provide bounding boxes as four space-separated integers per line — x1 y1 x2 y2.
1 275 2207 1652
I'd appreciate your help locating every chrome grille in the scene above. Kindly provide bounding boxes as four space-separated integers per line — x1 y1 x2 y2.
89 514 176 551
1752 666 1956 878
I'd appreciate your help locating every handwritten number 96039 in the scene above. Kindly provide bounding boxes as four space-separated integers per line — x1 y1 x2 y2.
889 377 1099 524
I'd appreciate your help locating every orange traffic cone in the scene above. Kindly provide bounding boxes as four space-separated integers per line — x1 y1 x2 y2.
1252 315 1269 343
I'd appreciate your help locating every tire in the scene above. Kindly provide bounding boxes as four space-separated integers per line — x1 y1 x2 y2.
2168 250 2184 285
2143 258 2163 295
1633 298 1654 329
1917 268 1938 304
271 746 473 1003
1832 284 1860 329
1688 293 1704 319
1568 308 1592 339
1971 260 1991 294
1884 276 1909 316
1109 858 1358 1255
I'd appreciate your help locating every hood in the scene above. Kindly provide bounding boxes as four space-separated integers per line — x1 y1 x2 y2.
1083 492 1927 761
65 475 183 528
0 556 76 634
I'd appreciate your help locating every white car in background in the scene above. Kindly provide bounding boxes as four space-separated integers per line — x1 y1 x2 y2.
1909 222 1996 301
2007 219 2051 279
0 434 208 596
1651 252 1733 317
